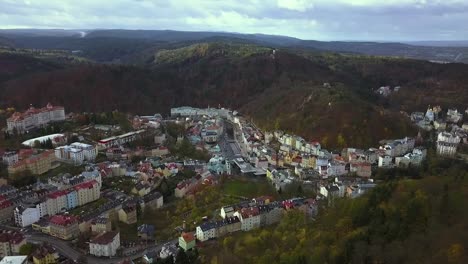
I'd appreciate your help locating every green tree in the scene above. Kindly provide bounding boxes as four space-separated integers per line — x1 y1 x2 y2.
19 243 34 255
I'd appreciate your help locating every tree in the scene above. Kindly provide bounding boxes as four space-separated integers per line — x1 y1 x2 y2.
77 255 88 264
19 243 34 255
176 249 190 264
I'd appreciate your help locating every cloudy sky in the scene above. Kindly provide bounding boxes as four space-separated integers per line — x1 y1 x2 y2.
1 0 467 41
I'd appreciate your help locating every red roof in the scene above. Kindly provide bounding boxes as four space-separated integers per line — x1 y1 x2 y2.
73 180 98 191
0 200 13 209
7 104 64 122
240 207 260 218
181 232 195 243
49 215 78 226
47 190 68 199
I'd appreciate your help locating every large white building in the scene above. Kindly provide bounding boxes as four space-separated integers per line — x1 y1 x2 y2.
89 231 120 257
436 132 461 156
7 103 65 134
14 206 40 227
55 142 97 165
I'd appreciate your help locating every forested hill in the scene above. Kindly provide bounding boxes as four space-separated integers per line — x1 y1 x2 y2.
1 43 468 148
1 29 468 63
200 155 468 264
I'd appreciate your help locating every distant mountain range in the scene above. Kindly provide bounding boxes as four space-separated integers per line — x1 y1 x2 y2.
1 29 468 63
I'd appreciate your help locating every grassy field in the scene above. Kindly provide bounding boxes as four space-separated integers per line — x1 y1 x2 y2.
221 176 279 198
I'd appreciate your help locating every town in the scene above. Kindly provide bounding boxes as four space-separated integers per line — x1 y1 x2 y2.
0 103 466 264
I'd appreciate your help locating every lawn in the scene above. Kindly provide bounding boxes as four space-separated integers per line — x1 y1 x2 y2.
116 222 138 241
221 176 279 199
39 163 85 180
69 197 108 215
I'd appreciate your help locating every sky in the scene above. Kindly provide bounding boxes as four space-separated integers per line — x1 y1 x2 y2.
1 0 468 41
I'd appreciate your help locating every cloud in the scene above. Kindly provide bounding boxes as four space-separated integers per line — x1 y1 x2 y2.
0 0 467 40
277 0 314 11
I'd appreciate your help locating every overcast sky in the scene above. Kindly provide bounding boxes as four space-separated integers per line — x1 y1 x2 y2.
1 0 468 41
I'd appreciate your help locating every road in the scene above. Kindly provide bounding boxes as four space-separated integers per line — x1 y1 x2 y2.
27 233 178 264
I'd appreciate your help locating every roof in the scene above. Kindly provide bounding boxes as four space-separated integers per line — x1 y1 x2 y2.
73 180 97 191
181 232 195 243
90 231 119 245
49 215 78 226
22 134 65 147
32 244 56 260
0 256 28 264
137 224 155 234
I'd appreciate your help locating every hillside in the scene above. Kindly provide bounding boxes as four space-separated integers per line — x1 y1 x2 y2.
200 156 468 264
1 43 468 148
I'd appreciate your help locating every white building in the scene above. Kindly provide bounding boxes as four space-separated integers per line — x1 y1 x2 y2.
446 109 463 123
70 142 98 160
378 155 393 168
2 151 18 166
14 206 40 227
196 223 216 242
7 103 65 134
89 231 120 257
436 132 461 156
55 142 97 165
234 207 261 231
55 146 84 165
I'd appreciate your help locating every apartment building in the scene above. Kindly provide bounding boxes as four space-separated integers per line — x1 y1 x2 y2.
49 215 79 240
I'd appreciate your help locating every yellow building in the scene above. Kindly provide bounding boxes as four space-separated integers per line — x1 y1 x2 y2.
8 150 57 175
118 205 137 225
74 180 100 206
49 215 79 240
32 244 57 264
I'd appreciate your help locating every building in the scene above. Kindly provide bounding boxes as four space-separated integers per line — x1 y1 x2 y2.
118 205 137 224
0 256 28 264
91 216 112 234
2 152 18 166
378 155 393 168
14 206 40 227
0 230 25 258
89 231 120 257
142 192 163 210
46 191 68 216
32 244 57 264
446 108 463 123
159 243 179 261
55 142 97 165
234 207 261 231
220 206 235 219
74 180 100 207
179 232 195 252
436 132 461 156
8 150 57 175
137 224 155 240
6 103 65 134
97 130 146 149
0 200 15 223
350 162 372 178
49 215 79 240
195 222 216 242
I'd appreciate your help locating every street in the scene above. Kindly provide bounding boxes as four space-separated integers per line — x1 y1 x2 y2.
27 233 178 264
